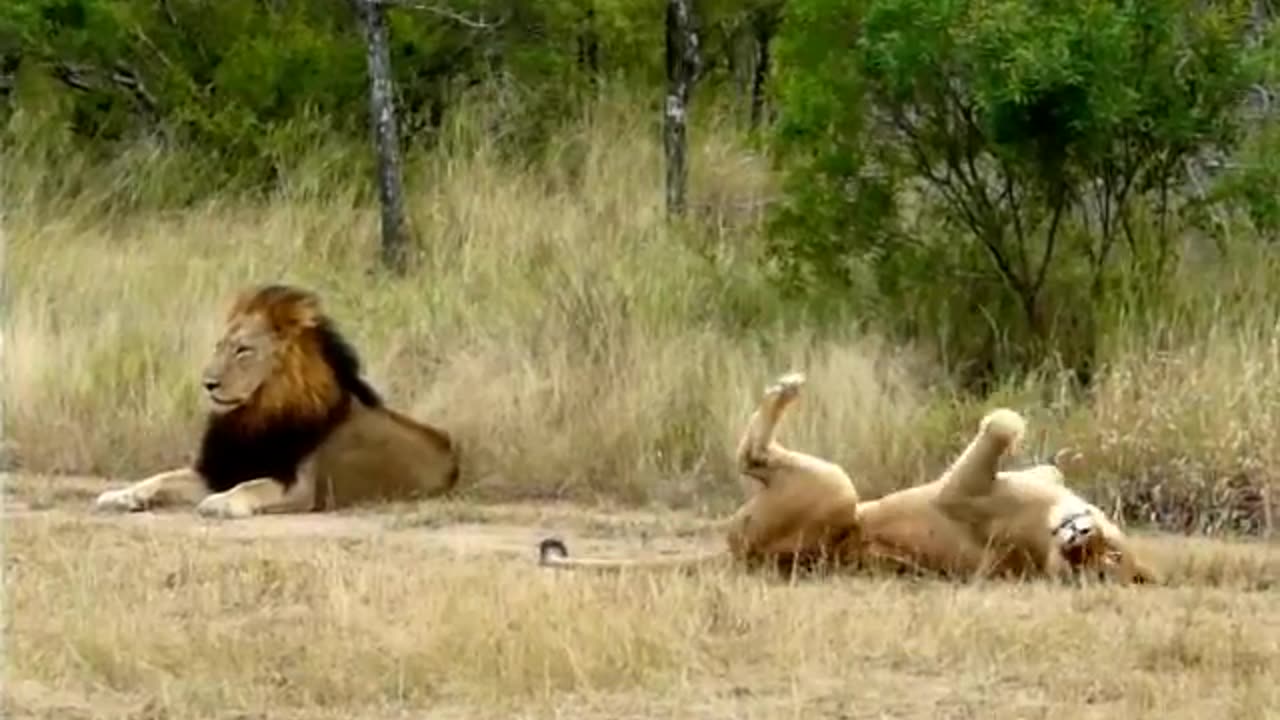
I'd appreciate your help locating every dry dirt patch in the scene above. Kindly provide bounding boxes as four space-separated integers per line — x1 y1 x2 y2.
2 472 725 561
4 473 1279 719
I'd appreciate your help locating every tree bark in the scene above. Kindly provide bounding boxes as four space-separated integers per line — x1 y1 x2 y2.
578 5 600 83
359 0 409 273
748 6 777 130
0 53 19 102
664 0 700 217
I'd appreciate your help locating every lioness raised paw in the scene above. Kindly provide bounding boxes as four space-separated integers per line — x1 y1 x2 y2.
94 487 147 513
195 491 256 520
765 371 806 401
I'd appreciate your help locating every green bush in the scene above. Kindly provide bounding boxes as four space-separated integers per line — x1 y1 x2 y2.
768 0 1267 384
0 0 687 196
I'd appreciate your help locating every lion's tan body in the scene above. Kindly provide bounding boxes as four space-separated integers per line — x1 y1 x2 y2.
540 373 1158 584
301 400 459 509
94 284 459 519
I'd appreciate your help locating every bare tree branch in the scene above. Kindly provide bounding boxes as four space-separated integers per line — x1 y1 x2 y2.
51 62 157 115
885 107 1028 302
111 63 158 112
158 0 180 27
377 0 501 29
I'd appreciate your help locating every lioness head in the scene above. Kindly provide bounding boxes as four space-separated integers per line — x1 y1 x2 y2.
199 284 378 420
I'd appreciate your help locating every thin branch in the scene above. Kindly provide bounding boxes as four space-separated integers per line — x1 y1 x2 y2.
1032 192 1065 298
377 0 501 29
48 62 156 118
111 63 158 112
130 26 182 79
998 156 1030 282
886 106 1024 295
944 80 1002 223
53 63 96 93
158 0 180 28
885 99 1039 316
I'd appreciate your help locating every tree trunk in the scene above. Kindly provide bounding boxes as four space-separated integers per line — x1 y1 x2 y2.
578 5 600 83
359 0 409 274
664 0 700 217
0 53 20 102
748 7 776 130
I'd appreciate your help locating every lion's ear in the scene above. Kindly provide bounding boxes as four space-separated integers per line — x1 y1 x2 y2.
285 295 322 330
228 284 323 334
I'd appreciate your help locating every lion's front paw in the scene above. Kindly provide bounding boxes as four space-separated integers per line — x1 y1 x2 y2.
766 371 806 400
195 491 256 520
94 487 147 513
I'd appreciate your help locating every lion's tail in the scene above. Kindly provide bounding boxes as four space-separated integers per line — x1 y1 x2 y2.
537 537 728 574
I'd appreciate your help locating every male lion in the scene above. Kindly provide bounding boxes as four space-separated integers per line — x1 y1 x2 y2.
93 284 460 519
538 372 1159 584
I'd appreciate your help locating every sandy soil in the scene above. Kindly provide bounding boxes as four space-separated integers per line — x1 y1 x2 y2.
2 472 726 561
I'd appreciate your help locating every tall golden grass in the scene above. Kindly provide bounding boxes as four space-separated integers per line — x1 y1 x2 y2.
2 96 1278 531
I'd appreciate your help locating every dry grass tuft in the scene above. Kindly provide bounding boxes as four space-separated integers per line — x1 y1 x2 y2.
1069 332 1280 534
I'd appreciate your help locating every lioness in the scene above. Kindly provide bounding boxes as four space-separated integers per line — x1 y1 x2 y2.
539 372 1158 584
94 284 460 519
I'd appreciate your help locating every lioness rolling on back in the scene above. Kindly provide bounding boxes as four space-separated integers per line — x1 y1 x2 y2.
94 284 460 519
539 372 1158 584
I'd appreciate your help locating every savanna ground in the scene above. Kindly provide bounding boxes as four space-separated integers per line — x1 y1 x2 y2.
4 102 1280 718
5 476 1279 720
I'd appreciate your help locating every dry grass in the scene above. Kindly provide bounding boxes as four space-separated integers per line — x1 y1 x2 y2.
5 96 1280 527
0 100 947 511
4 487 1278 720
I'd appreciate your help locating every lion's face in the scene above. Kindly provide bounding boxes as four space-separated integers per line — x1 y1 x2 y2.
200 313 279 414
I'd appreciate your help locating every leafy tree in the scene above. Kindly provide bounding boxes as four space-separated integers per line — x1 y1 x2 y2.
0 0 679 184
769 0 1266 381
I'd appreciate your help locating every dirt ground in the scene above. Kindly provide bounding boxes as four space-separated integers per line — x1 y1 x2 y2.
5 473 1279 720
2 473 726 558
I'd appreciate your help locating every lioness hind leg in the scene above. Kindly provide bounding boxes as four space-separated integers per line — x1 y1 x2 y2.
737 371 806 473
195 475 316 520
94 468 208 513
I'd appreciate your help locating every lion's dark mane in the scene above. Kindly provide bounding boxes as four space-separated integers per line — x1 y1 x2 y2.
194 315 384 493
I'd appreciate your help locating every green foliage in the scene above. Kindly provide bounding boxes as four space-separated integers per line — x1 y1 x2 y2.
4 0 1279 394
1213 112 1280 236
3 0 374 183
769 0 1266 383
0 0 688 196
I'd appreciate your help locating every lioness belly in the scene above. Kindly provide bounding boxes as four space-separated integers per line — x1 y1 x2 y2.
858 497 987 576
